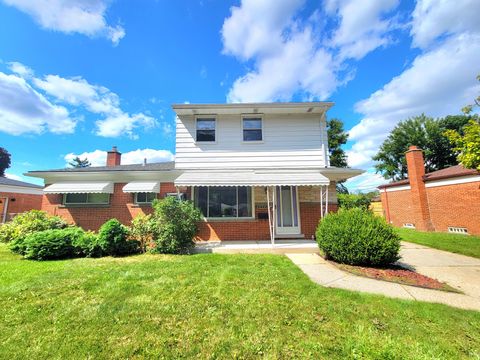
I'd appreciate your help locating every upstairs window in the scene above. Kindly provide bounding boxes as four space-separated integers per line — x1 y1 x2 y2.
196 118 216 142
64 193 109 205
243 118 262 141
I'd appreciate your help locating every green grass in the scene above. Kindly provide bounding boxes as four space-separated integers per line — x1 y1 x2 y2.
397 228 480 259
1 245 479 359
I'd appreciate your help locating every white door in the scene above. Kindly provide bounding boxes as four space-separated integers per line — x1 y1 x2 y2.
275 186 301 235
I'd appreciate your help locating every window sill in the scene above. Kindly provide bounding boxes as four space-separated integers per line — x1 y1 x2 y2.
131 203 153 208
202 217 257 222
194 141 217 145
242 140 264 144
60 204 110 208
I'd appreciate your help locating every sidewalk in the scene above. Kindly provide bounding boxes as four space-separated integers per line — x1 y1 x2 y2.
286 253 480 311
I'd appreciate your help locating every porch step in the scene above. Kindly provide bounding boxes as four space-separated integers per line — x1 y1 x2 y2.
275 234 306 240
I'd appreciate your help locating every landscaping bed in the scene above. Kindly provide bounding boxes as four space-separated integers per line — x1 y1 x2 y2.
330 261 461 293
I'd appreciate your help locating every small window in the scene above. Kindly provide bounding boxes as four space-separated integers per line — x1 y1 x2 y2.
243 118 262 141
135 192 157 204
64 193 109 205
448 227 468 235
196 118 216 142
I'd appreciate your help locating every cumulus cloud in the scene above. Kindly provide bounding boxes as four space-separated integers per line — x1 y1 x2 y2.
0 72 77 135
95 113 157 139
8 61 33 78
344 170 389 193
64 148 174 167
2 0 125 45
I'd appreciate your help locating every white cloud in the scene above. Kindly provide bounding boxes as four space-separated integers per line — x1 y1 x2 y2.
8 61 33 78
326 0 399 60
64 148 174 167
410 0 480 49
33 72 157 138
344 169 389 193
2 0 125 45
0 72 77 135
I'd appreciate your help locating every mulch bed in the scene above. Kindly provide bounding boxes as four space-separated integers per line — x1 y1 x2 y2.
329 261 461 293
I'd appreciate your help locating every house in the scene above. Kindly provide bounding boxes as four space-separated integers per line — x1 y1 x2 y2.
0 177 43 223
27 102 362 242
379 146 480 235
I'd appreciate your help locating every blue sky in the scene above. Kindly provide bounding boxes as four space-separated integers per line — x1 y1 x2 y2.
0 0 479 191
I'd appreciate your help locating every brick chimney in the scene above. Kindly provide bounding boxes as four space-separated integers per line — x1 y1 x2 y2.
106 146 121 167
405 146 433 231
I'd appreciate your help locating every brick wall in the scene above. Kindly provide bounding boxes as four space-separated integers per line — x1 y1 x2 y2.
380 189 415 227
41 183 179 231
0 192 43 221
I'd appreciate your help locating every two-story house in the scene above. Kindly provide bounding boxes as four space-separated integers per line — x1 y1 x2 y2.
27 102 362 242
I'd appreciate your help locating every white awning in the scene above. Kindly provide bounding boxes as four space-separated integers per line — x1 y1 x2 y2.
122 181 160 193
174 170 330 186
44 181 114 194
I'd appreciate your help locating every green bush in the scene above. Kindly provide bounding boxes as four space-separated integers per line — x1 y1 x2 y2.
150 197 202 254
337 193 372 210
21 227 86 260
316 208 400 266
97 219 139 256
0 210 67 243
72 231 103 258
129 214 155 253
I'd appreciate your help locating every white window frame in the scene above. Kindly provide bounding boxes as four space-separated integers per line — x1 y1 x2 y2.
195 116 217 144
242 115 263 143
134 192 157 205
63 193 110 205
192 186 255 220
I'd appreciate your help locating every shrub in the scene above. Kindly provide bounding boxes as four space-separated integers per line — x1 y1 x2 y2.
22 227 86 260
316 208 400 266
337 193 372 210
0 210 67 243
97 219 139 256
150 197 202 254
129 214 155 253
72 231 103 258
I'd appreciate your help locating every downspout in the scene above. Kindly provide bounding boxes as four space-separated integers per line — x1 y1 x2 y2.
2 197 9 223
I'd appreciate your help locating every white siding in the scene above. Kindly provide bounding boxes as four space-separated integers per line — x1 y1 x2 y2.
175 113 329 169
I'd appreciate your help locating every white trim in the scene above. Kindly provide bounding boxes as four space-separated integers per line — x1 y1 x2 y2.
425 175 480 188
242 115 263 142
384 185 411 192
195 116 217 144
275 186 301 235
0 185 43 195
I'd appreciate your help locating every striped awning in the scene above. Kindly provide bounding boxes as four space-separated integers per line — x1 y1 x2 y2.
44 181 114 194
174 170 330 187
122 181 160 193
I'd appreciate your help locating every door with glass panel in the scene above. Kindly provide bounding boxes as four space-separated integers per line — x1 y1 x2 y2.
275 186 300 235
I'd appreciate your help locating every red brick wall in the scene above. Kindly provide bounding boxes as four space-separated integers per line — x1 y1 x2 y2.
381 181 480 235
41 183 178 231
0 192 43 221
300 203 338 240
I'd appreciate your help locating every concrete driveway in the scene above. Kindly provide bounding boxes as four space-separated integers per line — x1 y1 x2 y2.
399 242 480 299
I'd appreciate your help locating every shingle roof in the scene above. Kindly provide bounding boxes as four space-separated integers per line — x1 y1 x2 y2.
28 161 176 173
0 176 43 188
378 165 479 189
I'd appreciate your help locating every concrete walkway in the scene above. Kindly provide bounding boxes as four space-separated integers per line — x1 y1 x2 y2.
195 240 319 254
287 248 480 311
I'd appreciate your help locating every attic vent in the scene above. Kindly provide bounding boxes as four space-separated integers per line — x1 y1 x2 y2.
448 227 468 235
403 223 415 229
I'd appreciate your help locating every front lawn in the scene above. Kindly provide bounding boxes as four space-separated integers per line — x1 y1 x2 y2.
397 228 480 259
1 244 479 358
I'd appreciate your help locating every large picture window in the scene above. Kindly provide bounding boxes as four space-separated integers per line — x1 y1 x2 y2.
243 118 262 141
64 193 110 205
194 186 253 218
196 118 216 142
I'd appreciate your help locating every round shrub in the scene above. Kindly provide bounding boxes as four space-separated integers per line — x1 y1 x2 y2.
72 231 103 258
22 227 86 260
97 219 139 256
316 208 400 266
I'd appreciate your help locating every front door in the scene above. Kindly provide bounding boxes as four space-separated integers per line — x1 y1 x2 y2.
275 186 300 235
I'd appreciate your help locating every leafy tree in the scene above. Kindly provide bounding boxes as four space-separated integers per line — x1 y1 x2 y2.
445 119 480 170
327 118 349 168
373 114 471 180
0 147 11 177
461 74 480 115
69 157 91 168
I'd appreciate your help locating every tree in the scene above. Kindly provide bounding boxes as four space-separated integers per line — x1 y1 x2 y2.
0 147 11 177
461 74 480 115
68 157 91 168
327 118 349 168
373 114 471 180
445 119 480 170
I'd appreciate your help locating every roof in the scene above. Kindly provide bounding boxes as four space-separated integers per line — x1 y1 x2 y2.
172 102 334 115
378 165 479 189
0 176 42 189
27 161 175 174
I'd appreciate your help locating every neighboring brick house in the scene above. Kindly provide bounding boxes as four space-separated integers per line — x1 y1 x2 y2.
27 102 362 241
0 177 43 223
379 146 480 235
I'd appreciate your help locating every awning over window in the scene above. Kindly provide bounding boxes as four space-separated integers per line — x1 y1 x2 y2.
122 181 160 193
174 170 330 186
44 182 114 194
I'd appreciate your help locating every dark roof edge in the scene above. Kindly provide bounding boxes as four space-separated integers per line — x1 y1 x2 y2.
378 169 480 189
